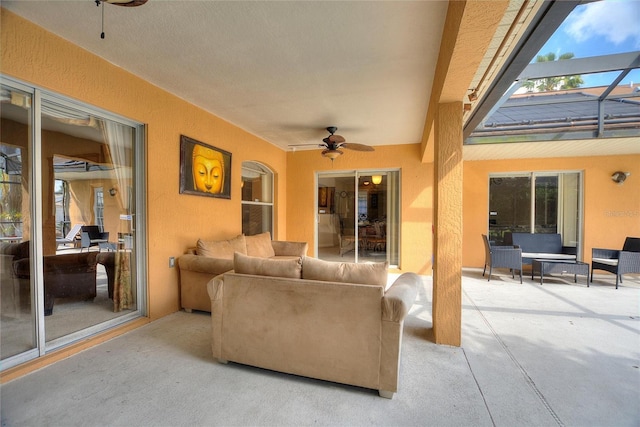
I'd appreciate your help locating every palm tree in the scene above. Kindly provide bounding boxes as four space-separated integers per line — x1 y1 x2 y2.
523 52 583 92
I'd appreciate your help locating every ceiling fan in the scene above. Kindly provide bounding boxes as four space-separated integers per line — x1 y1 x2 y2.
290 127 374 161
95 0 148 39
95 0 148 6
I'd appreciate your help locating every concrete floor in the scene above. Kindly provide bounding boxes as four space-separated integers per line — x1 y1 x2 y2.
1 269 638 426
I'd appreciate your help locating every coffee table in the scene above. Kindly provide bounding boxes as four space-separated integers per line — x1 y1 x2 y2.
532 259 590 286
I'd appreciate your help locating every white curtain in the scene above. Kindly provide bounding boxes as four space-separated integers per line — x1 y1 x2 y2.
101 120 132 210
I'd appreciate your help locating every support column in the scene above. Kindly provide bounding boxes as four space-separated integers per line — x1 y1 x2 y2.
433 101 463 346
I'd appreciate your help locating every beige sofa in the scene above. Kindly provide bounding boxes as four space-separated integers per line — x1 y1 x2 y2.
178 232 308 312
207 254 420 398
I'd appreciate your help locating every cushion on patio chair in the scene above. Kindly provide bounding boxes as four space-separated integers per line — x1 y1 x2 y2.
591 237 640 289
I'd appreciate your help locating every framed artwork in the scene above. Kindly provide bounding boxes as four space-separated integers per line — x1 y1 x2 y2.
179 135 231 199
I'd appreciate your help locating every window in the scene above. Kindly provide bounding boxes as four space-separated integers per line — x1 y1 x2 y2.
95 187 104 231
489 171 582 253
241 161 273 236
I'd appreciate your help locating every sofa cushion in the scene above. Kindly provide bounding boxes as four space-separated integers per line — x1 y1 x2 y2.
301 256 388 287
197 235 247 259
234 252 302 279
245 232 276 258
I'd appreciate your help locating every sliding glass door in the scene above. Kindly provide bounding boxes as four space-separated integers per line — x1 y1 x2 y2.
0 83 37 363
488 171 582 255
1 77 146 370
317 170 399 266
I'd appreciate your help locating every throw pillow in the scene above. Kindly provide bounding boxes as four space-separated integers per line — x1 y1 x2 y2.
234 252 302 279
244 231 276 258
301 256 388 287
197 234 247 259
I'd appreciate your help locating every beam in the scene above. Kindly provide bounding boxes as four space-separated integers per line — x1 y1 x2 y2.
421 0 510 162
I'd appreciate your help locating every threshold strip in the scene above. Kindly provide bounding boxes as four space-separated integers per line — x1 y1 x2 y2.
463 289 565 427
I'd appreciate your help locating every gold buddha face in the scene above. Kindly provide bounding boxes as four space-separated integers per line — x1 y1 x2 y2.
192 145 224 194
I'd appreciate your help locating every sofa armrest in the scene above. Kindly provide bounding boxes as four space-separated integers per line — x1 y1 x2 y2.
592 248 619 260
206 273 225 301
178 254 233 275
618 251 640 275
271 241 309 257
207 274 226 361
382 272 419 323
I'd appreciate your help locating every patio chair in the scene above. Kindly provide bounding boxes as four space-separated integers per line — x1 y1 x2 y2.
80 225 109 252
482 234 523 283
590 237 640 289
56 224 83 248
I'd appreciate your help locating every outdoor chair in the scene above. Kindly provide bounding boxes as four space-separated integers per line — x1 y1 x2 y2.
482 234 523 283
80 225 109 252
591 237 640 289
56 223 83 248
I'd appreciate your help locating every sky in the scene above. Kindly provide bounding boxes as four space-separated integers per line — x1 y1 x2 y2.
536 0 640 87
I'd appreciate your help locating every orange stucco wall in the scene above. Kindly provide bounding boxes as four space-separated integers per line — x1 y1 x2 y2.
464 154 640 268
286 144 434 275
1 10 287 319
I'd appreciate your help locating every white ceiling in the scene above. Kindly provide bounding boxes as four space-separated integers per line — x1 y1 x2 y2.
2 0 449 151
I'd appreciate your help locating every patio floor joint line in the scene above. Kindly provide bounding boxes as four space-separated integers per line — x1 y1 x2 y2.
463 289 565 427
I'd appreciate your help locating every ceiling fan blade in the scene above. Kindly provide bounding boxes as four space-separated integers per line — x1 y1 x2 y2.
341 143 374 152
327 134 346 144
288 143 325 148
105 0 148 6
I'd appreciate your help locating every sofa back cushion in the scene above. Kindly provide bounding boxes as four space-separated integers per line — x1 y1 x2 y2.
509 233 562 253
234 252 302 279
245 232 276 258
197 235 247 259
623 237 640 252
301 256 388 287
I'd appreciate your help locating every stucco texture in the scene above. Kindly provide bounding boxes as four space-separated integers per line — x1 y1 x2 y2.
1 10 287 319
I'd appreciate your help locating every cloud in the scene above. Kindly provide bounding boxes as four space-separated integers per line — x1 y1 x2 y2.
565 0 640 47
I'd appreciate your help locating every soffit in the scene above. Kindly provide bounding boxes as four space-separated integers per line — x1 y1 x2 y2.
463 137 638 161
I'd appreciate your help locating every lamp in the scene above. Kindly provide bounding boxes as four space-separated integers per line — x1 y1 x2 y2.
371 175 382 185
611 171 630 184
109 187 118 197
322 149 343 161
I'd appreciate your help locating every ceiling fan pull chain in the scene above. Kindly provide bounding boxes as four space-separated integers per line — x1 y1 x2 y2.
101 0 105 39
96 0 106 39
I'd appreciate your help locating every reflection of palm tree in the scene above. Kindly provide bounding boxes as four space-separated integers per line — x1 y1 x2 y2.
523 52 584 92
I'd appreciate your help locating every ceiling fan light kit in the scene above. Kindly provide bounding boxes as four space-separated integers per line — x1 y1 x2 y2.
322 149 343 160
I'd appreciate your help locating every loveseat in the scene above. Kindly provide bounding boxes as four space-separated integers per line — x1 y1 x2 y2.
507 232 577 265
207 253 420 398
178 232 308 312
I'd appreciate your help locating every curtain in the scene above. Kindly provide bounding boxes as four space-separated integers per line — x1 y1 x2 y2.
101 120 132 210
113 251 133 312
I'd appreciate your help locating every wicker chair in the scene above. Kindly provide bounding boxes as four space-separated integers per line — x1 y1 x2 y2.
591 237 640 289
482 234 523 283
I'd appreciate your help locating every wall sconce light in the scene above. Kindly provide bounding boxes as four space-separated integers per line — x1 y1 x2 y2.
371 175 383 185
468 89 478 102
611 171 630 184
109 187 118 197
